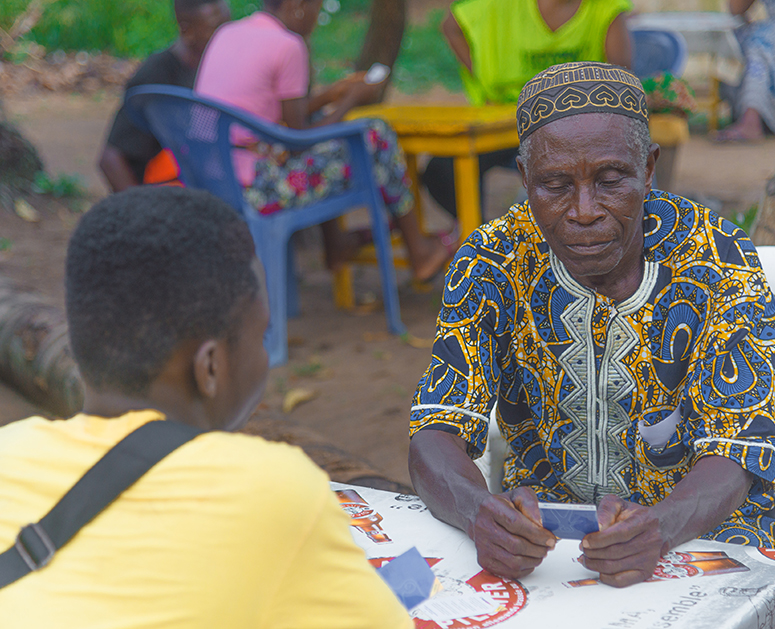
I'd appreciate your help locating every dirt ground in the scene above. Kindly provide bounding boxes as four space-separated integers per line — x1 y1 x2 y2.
3 38 775 488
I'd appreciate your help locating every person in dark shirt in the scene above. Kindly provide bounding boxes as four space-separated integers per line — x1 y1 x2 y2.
98 0 230 192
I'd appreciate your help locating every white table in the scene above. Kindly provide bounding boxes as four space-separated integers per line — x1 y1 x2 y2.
333 482 775 628
629 12 746 130
629 12 744 60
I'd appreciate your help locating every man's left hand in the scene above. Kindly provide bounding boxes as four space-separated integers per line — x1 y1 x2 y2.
579 495 667 588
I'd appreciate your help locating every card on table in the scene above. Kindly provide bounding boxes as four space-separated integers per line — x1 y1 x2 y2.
538 502 599 540
376 546 439 610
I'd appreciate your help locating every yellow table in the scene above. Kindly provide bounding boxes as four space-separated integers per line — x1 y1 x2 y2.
348 105 689 237
347 104 520 240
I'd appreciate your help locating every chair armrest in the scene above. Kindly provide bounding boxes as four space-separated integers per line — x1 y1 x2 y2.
125 85 374 152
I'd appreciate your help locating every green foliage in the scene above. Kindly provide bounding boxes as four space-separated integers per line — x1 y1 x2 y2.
0 0 264 59
310 7 369 85
33 171 86 198
291 357 324 378
1 0 462 93
732 204 759 235
311 8 461 93
1 0 173 59
392 10 461 94
0 238 12 252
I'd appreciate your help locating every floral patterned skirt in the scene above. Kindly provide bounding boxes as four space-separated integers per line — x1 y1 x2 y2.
243 118 413 218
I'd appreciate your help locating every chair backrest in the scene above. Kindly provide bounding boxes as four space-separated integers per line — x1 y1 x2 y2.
758 246 775 287
472 404 508 494
124 85 367 218
125 86 253 215
630 29 688 79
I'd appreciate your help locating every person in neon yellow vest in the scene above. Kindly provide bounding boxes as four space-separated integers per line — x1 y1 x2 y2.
423 0 633 219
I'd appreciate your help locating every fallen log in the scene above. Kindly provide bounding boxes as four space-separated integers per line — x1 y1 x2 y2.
241 417 414 494
0 277 83 417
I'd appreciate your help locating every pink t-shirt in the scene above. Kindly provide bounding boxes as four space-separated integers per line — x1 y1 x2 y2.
195 12 309 184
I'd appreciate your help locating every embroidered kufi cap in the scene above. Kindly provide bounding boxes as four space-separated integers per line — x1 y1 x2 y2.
516 61 649 141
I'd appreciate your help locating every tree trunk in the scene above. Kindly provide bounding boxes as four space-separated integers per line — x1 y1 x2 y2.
356 0 406 100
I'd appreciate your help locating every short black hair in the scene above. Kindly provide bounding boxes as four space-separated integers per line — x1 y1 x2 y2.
174 0 222 15
66 186 260 395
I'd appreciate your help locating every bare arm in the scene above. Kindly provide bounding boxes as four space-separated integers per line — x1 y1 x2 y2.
281 81 383 130
98 145 140 193
730 0 757 16
307 72 367 115
442 11 473 74
582 456 753 587
409 430 556 581
307 85 348 116
605 12 633 69
409 430 491 532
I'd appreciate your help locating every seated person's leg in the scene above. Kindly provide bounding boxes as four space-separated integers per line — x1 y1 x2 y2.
363 119 454 282
422 157 458 218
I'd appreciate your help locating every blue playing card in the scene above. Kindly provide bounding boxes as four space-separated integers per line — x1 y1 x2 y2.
376 547 437 610
539 502 599 540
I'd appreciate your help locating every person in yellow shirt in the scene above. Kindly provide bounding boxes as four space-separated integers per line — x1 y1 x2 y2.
0 186 411 628
423 0 633 219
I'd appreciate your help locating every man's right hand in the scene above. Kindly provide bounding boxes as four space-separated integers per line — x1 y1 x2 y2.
470 487 556 580
410 430 555 581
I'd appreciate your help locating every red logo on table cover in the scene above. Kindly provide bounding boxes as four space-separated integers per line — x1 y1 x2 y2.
757 547 775 562
565 550 749 587
369 558 527 628
336 489 392 544
369 557 444 570
415 569 527 628
649 551 747 581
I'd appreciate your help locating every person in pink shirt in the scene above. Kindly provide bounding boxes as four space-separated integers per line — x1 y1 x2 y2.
196 0 452 280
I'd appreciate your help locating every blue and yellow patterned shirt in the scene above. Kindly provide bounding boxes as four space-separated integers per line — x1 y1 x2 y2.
411 191 775 546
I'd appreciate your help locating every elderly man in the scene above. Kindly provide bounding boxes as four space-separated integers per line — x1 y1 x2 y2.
409 61 775 588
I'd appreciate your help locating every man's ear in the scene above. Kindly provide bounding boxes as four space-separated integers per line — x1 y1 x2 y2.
193 339 220 399
644 143 660 194
516 156 528 188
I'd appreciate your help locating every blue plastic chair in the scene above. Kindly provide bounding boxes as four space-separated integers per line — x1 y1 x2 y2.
125 85 406 367
630 29 688 79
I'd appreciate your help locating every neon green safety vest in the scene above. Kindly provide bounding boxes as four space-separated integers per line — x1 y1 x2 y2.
452 0 633 105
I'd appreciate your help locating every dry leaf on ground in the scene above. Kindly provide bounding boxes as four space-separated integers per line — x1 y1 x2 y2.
14 198 40 222
282 387 318 413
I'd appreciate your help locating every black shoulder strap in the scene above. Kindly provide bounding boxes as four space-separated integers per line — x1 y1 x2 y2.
0 419 203 590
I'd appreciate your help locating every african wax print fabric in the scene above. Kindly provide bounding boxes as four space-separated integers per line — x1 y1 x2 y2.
411 190 775 546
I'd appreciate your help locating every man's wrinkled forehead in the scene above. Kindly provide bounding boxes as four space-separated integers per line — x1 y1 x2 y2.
528 111 632 146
